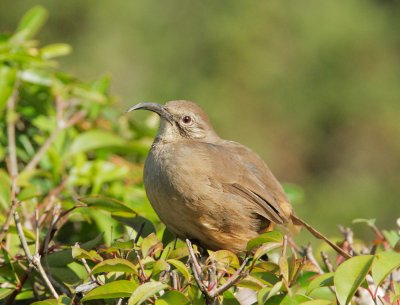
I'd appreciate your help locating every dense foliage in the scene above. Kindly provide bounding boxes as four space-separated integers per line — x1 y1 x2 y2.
1 7 399 305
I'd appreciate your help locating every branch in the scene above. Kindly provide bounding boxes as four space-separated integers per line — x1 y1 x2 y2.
185 239 249 303
185 239 202 276
338 225 355 257
212 257 249 298
186 239 209 294
74 242 98 283
0 179 19 242
34 209 40 256
6 83 19 178
321 251 334 272
14 211 59 299
302 244 323 274
4 273 29 305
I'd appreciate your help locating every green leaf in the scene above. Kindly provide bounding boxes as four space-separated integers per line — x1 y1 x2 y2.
253 242 281 262
334 255 375 305
20 69 53 86
31 299 58 305
247 231 283 251
69 130 127 156
222 290 241 305
0 66 17 114
50 265 84 284
352 218 376 227
306 273 334 295
208 250 240 271
58 295 73 305
11 6 48 43
167 259 191 280
91 258 138 275
257 281 283 304
0 288 13 301
188 285 203 305
155 290 190 305
81 280 138 301
115 216 156 239
301 301 333 305
41 43 72 59
371 251 400 289
165 245 189 260
382 230 400 248
112 239 135 250
279 256 289 284
80 195 137 217
237 275 265 290
257 286 272 305
128 282 168 305
267 294 312 305
71 84 107 103
47 233 103 267
71 246 102 261
252 261 280 273
141 233 162 257
152 259 170 277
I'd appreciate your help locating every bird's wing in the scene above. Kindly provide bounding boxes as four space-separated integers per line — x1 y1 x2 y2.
207 140 292 225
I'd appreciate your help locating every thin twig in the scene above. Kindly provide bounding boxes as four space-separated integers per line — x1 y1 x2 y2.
185 239 249 302
282 235 288 257
207 261 217 292
171 270 178 290
4 273 29 305
75 243 98 283
290 257 306 287
34 209 40 256
134 222 146 244
0 179 19 242
185 239 202 276
186 239 208 293
6 83 19 178
14 211 59 299
303 244 323 274
338 225 355 256
137 252 148 283
288 236 302 255
212 257 249 297
321 251 334 272
42 204 61 255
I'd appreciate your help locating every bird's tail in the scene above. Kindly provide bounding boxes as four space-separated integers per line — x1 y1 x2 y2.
290 214 352 259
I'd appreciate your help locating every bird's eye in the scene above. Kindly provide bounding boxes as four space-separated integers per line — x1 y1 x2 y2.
182 115 192 124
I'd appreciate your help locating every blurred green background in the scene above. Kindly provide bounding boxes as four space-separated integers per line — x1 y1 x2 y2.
1 0 399 237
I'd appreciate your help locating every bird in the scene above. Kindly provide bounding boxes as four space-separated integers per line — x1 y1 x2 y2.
127 100 350 258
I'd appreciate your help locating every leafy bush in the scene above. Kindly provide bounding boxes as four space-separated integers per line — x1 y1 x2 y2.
1 7 399 305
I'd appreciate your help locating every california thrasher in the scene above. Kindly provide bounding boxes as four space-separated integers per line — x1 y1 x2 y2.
128 100 350 258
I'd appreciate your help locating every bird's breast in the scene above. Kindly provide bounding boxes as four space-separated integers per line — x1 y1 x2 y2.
144 141 212 203
143 142 212 234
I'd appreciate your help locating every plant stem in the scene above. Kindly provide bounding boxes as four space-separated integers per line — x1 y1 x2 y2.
14 211 59 299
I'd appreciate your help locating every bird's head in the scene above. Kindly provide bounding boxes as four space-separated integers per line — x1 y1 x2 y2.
127 100 220 142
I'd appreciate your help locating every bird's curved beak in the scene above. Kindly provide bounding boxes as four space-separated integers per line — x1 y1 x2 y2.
127 102 173 123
